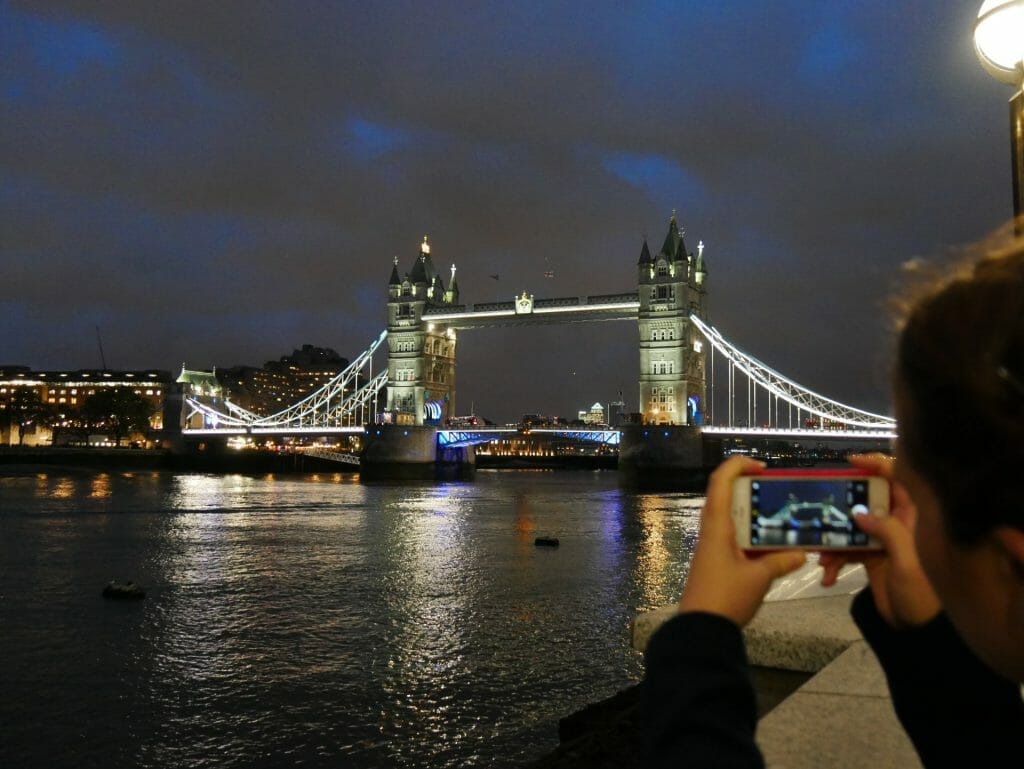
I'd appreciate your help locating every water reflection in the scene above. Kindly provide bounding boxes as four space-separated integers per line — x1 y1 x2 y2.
2 469 706 769
51 476 77 499
89 474 112 499
629 493 703 612
374 485 477 765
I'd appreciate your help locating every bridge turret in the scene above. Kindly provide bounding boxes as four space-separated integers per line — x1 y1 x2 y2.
637 212 708 426
384 236 458 427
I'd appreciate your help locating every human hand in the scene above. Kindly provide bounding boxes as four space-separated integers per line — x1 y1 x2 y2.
678 456 807 628
819 454 941 629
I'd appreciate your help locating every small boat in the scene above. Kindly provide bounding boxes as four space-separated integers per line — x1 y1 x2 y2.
102 580 146 600
535 536 560 548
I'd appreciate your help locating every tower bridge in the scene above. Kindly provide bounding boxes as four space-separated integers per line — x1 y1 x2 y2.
180 213 895 480
382 216 708 430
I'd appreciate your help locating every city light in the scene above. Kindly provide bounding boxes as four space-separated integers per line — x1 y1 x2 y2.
974 0 1024 84
973 0 1024 230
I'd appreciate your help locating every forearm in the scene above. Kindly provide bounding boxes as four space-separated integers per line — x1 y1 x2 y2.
642 612 764 769
852 589 1024 767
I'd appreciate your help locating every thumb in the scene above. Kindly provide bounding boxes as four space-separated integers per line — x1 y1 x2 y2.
854 511 908 548
758 550 807 580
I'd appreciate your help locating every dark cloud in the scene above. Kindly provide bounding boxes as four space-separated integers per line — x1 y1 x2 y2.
0 0 1013 421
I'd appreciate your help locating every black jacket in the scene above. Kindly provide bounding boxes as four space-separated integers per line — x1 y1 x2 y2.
642 590 1023 767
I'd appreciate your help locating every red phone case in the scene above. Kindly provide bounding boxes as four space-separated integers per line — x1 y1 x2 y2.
742 467 874 477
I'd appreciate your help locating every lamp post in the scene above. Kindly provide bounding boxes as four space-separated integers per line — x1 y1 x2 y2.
973 0 1024 234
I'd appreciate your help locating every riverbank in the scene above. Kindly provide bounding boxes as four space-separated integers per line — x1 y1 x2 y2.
0 447 357 475
0 447 623 475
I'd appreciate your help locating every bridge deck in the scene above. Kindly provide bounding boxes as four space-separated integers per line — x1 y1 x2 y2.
423 295 639 329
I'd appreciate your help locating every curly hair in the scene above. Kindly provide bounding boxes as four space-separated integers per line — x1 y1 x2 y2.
896 226 1024 544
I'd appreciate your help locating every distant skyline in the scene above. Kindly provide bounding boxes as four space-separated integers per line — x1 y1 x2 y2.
1 2 1015 422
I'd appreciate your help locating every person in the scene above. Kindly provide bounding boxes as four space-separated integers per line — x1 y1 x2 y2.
642 231 1024 767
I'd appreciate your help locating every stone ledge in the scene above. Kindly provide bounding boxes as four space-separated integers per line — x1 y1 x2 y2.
633 593 861 673
757 641 922 769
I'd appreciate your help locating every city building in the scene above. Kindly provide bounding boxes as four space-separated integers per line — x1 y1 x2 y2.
218 345 350 416
577 402 606 426
0 366 171 446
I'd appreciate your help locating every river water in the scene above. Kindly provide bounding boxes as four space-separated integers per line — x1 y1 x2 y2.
0 468 704 768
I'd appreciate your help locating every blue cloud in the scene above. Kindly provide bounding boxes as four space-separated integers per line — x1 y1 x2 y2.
1 4 119 82
345 117 412 161
798 15 863 86
602 151 704 208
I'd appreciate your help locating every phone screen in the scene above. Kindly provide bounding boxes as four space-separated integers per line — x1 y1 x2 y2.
749 478 873 548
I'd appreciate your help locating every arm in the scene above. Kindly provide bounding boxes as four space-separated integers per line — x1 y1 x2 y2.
852 588 1024 768
642 612 763 768
641 457 806 767
823 455 1024 765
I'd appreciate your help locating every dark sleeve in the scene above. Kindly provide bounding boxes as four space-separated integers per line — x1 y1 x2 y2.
641 611 763 769
852 589 1024 768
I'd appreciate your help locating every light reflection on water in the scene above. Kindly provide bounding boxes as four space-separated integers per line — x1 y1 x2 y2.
0 470 704 768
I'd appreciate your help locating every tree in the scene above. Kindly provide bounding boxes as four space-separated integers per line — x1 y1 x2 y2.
43 402 83 446
81 387 155 447
8 387 47 446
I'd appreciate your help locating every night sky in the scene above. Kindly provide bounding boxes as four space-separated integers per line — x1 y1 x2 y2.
1 1 1015 423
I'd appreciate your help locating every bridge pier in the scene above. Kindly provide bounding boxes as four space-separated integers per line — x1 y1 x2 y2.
360 424 475 481
618 425 723 490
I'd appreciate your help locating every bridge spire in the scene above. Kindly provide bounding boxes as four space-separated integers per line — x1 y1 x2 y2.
660 212 680 258
445 263 460 304
637 238 653 266
695 241 707 286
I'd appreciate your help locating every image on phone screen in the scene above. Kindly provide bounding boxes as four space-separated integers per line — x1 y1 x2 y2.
750 479 872 548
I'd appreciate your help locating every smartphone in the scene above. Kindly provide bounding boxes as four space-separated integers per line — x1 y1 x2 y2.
732 470 890 550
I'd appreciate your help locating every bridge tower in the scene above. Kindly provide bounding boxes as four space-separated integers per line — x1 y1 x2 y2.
636 212 708 425
384 237 460 426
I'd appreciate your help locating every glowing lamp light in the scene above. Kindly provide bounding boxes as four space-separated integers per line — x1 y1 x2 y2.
974 0 1024 233
974 0 1024 86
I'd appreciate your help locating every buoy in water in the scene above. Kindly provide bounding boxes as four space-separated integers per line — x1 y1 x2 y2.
102 580 146 600
534 536 560 547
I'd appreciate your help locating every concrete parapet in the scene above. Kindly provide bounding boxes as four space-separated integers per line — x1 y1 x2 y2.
632 593 860 672
632 562 868 666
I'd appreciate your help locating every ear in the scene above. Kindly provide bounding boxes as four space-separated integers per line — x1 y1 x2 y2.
993 527 1024 582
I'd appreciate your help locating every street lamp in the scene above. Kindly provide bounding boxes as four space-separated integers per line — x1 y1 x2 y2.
973 0 1024 233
